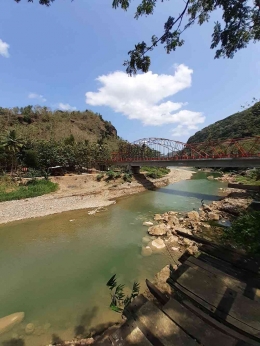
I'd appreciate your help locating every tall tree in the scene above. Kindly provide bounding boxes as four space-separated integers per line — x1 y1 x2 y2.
15 0 260 75
1 130 24 173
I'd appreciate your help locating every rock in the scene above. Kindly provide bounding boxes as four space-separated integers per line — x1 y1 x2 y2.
151 238 165 250
208 212 220 221
183 238 193 246
179 217 184 222
154 214 163 221
148 223 168 236
168 211 177 215
25 323 35 334
201 223 210 230
142 236 151 243
187 211 200 221
171 246 180 251
168 235 179 243
168 215 179 227
0 312 25 335
202 204 212 212
220 205 241 216
141 246 153 256
84 338 95 345
207 175 214 180
187 245 198 255
176 227 192 235
143 221 154 226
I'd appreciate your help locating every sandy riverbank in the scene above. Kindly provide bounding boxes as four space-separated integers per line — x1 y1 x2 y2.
0 168 193 225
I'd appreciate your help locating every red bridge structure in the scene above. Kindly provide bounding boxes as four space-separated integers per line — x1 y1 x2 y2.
111 137 260 171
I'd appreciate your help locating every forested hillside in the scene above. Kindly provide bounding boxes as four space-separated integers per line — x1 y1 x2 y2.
0 106 117 144
187 101 260 144
0 106 121 172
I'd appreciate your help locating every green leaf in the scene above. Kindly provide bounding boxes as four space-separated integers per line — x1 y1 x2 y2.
106 274 117 290
110 303 123 313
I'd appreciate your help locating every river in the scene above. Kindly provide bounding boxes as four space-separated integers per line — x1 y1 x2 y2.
0 170 225 346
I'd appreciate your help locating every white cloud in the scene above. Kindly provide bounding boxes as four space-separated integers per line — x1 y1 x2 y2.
171 124 199 137
28 93 47 102
58 103 77 111
0 39 10 58
86 64 205 136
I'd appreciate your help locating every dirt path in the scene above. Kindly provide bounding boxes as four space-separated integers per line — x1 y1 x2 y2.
0 168 193 225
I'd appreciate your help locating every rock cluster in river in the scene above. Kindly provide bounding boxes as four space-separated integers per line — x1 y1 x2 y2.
142 189 250 259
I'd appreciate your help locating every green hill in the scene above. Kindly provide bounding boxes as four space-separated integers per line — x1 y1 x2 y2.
187 101 260 144
0 105 118 146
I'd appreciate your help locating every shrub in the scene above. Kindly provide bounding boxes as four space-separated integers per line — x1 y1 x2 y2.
106 170 116 181
222 211 260 254
96 173 104 182
123 173 132 183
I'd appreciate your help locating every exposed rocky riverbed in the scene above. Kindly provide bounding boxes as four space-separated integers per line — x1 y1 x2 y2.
0 168 193 224
50 175 254 346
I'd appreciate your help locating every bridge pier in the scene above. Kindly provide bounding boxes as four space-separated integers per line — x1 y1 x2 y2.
131 166 140 174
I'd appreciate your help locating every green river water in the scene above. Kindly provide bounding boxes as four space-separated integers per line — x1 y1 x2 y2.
0 171 225 346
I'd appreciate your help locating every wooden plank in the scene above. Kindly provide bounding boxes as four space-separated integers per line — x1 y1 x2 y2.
169 265 260 340
167 278 260 345
198 253 260 283
200 244 260 275
163 298 251 346
135 301 199 346
145 279 169 305
186 256 260 302
180 298 260 346
110 319 153 346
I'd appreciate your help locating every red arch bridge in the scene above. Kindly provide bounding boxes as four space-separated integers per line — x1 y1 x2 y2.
110 137 260 171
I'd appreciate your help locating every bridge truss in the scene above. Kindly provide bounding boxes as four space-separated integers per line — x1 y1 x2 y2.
112 137 260 163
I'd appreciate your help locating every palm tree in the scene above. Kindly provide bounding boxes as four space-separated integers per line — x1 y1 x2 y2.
1 130 24 174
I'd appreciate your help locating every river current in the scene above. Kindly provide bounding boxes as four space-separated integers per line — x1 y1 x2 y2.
0 170 225 345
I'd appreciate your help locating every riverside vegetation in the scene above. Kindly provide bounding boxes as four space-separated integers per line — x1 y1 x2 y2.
0 106 165 202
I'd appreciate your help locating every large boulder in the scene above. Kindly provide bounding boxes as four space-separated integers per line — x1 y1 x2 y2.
151 238 165 250
187 211 200 221
220 205 241 216
0 312 24 335
141 246 153 256
148 223 168 236
167 215 179 227
208 212 220 221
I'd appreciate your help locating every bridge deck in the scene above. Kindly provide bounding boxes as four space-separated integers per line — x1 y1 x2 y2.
114 157 260 168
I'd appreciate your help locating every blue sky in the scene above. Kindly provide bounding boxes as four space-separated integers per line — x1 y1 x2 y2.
0 0 260 142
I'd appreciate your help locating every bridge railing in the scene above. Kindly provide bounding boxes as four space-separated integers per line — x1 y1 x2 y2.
111 136 260 162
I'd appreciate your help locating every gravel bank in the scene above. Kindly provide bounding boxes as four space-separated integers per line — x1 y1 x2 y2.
0 168 193 225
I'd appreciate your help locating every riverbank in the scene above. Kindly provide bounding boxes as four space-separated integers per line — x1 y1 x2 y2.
0 168 193 225
47 182 253 346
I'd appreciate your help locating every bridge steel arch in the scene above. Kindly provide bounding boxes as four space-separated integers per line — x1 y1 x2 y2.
111 137 260 168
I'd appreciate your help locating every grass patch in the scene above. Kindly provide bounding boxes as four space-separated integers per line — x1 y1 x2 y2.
0 179 58 202
141 166 170 179
236 175 260 185
235 168 260 185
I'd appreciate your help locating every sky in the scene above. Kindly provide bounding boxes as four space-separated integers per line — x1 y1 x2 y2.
0 0 260 143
